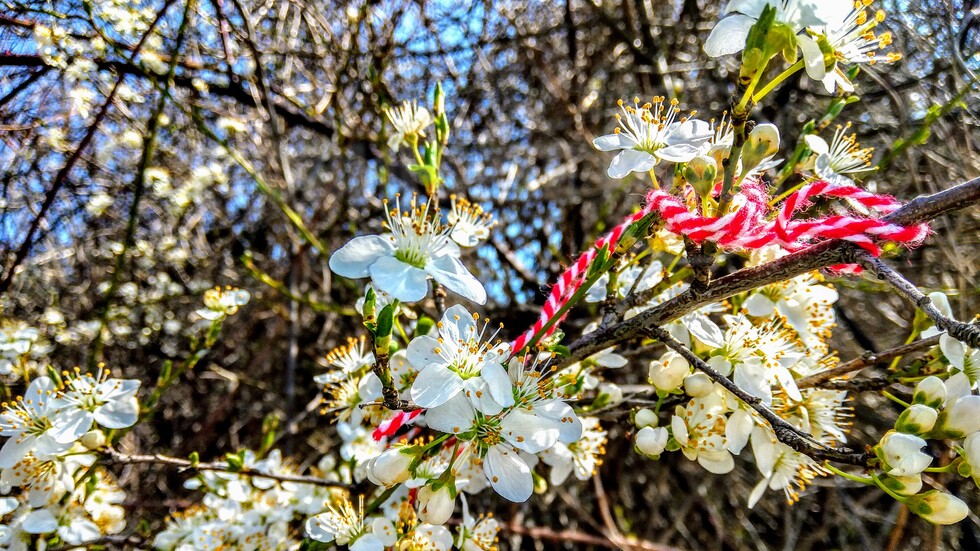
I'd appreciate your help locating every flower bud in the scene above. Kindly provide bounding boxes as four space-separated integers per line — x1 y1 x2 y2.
912 376 946 408
634 408 659 428
80 430 106 450
934 395 980 439
366 447 414 487
877 431 932 477
905 490 969 525
417 484 455 525
740 123 780 175
684 155 718 196
683 372 714 398
635 426 668 458
895 404 938 435
877 473 922 496
433 82 446 118
648 351 691 392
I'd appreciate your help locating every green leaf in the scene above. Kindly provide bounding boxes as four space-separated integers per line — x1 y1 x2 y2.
225 451 245 471
376 304 395 338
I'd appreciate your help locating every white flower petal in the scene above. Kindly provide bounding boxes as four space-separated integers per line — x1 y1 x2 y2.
51 409 93 444
697 450 735 474
329 235 394 278
426 255 487 305
481 361 515 408
939 334 966 370
407 335 445 371
685 315 724 348
536 399 583 443
607 149 657 179
424 394 476 435
0 436 34 468
501 409 560 453
22 508 58 534
411 364 464 409
441 304 477 340
369 256 429 303
484 446 533 502
593 133 636 151
703 15 756 57
798 35 827 80
744 293 776 317
94 397 139 429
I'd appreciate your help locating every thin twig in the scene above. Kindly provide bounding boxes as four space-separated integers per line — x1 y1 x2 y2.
0 0 181 295
102 448 349 488
797 335 941 388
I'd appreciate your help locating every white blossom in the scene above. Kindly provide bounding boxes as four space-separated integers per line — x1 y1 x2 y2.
670 393 735 474
803 125 874 187
593 97 711 179
800 0 900 92
196 286 250 321
408 305 509 411
56 367 141 436
448 196 495 247
878 430 932 477
635 426 669 458
0 377 70 468
315 336 375 385
385 100 433 151
329 197 486 304
541 417 607 484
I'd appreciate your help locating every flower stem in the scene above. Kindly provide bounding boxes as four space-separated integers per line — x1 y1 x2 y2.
769 180 806 207
870 470 910 503
752 60 804 104
825 463 874 485
649 169 660 190
882 390 911 408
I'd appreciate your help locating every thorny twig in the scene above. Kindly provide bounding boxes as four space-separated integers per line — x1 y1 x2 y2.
644 325 873 466
856 252 980 348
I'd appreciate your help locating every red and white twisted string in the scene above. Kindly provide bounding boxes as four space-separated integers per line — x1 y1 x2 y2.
509 179 929 354
509 207 656 353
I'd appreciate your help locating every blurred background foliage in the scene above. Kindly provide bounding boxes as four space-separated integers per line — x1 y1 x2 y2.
1 0 978 548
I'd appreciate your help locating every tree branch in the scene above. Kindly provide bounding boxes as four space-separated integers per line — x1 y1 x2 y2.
564 177 980 365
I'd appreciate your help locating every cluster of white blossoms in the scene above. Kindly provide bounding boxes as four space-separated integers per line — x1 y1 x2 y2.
10 0 973 545
303 303 591 544
871 370 978 524
857 291 980 525
0 368 140 547
803 123 875 187
153 450 338 550
568 247 844 506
